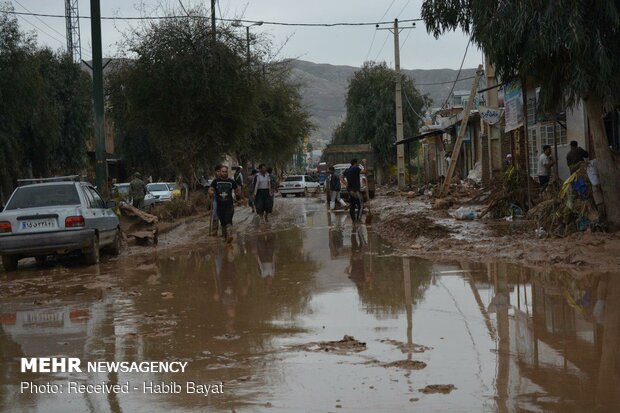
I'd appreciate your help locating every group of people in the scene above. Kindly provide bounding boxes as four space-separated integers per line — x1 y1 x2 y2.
209 163 278 243
326 158 366 223
537 140 589 191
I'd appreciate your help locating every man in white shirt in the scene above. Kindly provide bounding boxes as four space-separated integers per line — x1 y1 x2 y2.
537 145 555 192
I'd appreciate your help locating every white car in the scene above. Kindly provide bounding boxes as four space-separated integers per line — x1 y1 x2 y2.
146 182 173 202
279 175 321 197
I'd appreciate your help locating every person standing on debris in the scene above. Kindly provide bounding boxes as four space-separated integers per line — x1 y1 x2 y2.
537 145 555 192
566 140 589 173
342 158 364 223
328 166 347 210
129 172 147 209
246 168 258 213
209 165 246 243
253 164 273 224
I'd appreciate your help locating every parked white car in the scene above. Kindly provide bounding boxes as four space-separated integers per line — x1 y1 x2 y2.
279 175 321 197
0 176 121 271
146 182 173 202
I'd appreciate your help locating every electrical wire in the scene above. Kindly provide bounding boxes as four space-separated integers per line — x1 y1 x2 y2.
366 0 397 60
441 38 471 108
12 1 92 59
373 31 391 61
0 9 423 26
416 75 476 86
403 89 426 122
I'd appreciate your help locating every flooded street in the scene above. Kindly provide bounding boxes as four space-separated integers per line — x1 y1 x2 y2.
1 197 618 413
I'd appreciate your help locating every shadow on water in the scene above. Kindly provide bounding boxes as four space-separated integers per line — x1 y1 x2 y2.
0 198 618 412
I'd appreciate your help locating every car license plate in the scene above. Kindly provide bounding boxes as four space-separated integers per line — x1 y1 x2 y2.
20 218 57 231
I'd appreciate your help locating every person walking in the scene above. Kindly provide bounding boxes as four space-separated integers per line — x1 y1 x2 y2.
246 168 258 213
233 166 244 190
129 172 147 209
342 159 364 223
209 164 246 243
328 166 347 210
566 140 589 173
253 163 273 224
537 145 555 192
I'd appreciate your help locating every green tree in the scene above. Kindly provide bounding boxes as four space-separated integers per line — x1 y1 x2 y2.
0 6 91 199
332 62 427 171
421 0 620 227
107 7 312 180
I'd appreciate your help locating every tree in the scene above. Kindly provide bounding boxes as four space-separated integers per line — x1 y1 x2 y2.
107 8 312 179
421 0 620 227
332 62 427 171
0 5 91 199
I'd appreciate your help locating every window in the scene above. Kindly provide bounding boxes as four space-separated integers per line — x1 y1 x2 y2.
6 184 81 210
82 186 97 208
88 187 106 209
284 176 302 182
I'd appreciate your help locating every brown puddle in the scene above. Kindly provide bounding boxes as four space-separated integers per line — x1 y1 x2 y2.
0 197 619 412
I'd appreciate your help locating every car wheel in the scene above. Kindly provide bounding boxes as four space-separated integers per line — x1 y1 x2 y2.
84 234 100 265
281 193 287 198
108 228 122 256
2 255 18 272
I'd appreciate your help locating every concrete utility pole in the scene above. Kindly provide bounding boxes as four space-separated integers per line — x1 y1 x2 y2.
378 19 414 190
90 0 106 189
394 19 405 190
233 21 263 80
211 0 217 43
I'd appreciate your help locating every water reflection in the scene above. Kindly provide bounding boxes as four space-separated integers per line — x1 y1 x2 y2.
0 200 618 412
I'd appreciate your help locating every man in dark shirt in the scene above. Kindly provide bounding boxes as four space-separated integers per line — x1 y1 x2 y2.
566 140 589 173
342 159 364 223
209 164 245 243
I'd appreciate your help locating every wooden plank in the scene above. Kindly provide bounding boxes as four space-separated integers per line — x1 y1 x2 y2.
439 64 484 197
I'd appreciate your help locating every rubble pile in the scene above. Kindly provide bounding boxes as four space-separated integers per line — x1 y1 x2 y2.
527 165 603 236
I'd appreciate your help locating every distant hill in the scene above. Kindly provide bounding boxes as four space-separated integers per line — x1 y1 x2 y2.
290 60 480 145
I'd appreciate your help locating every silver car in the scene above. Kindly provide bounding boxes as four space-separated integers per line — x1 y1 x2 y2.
0 177 121 271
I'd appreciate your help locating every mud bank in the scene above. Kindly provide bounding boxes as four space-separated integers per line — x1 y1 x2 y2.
368 194 620 275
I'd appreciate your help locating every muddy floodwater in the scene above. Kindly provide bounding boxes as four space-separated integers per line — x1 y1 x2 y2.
1 197 619 412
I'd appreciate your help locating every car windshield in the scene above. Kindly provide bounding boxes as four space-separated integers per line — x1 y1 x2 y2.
284 176 303 182
147 183 168 191
5 184 80 210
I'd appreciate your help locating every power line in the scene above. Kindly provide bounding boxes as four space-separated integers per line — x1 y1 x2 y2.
366 0 397 61
0 9 423 27
13 0 65 39
373 31 390 61
403 89 426 122
441 38 471 108
415 75 476 87
396 0 413 18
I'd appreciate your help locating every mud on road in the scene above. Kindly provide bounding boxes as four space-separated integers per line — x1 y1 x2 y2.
1 195 619 412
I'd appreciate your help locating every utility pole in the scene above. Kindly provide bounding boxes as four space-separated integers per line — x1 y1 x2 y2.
378 19 414 190
211 0 217 44
90 0 106 190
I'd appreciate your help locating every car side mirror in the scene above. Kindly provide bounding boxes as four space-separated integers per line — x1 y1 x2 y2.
106 200 117 209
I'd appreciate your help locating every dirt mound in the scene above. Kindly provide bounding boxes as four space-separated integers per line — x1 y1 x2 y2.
419 384 456 394
381 213 452 240
382 360 427 370
293 335 367 354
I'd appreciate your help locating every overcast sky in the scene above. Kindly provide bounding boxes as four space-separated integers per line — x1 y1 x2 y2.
9 0 483 70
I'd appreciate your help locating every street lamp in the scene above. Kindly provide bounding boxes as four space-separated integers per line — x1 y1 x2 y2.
232 21 263 79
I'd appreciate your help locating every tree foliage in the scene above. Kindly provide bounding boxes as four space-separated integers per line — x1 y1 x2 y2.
332 62 428 168
0 6 91 199
421 0 620 227
107 8 312 179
